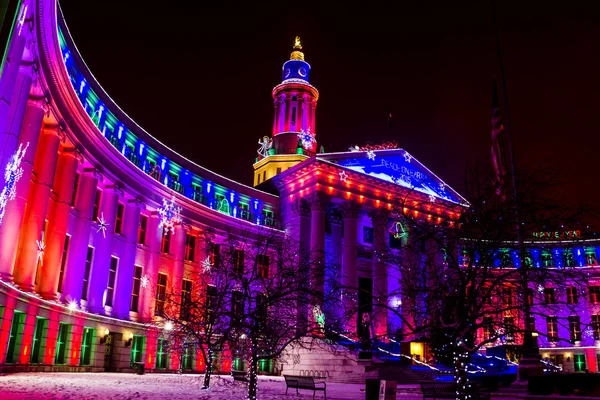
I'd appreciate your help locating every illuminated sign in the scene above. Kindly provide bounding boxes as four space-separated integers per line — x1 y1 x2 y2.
532 230 581 240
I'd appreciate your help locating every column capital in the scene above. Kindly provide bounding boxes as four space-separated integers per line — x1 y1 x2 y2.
83 166 103 182
105 183 125 198
291 198 311 217
328 206 342 225
128 196 146 209
340 201 361 219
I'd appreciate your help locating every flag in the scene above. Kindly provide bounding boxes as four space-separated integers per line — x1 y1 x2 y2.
388 110 393 130
491 78 507 197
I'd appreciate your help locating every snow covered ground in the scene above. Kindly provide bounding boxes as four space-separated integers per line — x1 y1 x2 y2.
0 372 387 399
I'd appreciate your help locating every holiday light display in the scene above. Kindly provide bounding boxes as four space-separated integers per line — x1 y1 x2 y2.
338 170 348 183
140 275 150 289
389 221 408 239
297 128 315 150
157 196 182 235
201 256 213 273
96 212 109 238
257 136 272 158
36 240 46 266
0 142 29 226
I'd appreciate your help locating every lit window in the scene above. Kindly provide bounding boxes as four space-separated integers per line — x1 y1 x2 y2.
155 273 168 316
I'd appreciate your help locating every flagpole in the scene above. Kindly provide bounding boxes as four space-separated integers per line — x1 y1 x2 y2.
490 0 540 378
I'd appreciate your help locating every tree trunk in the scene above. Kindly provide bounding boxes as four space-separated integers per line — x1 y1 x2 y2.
202 347 213 389
454 349 470 400
247 340 259 400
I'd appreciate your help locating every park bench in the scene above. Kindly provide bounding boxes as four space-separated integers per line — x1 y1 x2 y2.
284 374 326 399
419 380 490 400
232 370 249 383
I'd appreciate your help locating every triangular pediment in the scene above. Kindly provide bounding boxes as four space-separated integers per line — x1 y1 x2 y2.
317 149 468 206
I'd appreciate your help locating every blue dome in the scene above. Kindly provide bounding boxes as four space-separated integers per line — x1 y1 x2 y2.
282 60 311 83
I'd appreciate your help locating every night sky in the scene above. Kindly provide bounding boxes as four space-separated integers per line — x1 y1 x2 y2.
59 1 599 211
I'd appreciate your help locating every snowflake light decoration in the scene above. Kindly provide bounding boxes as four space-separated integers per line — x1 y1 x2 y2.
0 142 29 226
297 128 315 150
583 326 595 340
366 150 376 160
257 136 272 158
202 256 213 273
339 170 348 183
537 284 545 293
403 151 412 163
158 196 182 235
67 300 79 311
140 274 150 289
36 239 46 266
96 212 109 238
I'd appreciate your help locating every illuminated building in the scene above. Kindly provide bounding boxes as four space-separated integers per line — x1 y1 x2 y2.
0 0 598 379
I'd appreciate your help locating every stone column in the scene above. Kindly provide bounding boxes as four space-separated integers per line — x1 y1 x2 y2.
173 225 187 285
61 168 99 305
309 192 327 294
38 148 79 299
87 185 121 313
0 87 45 281
272 99 278 136
369 208 390 339
327 207 343 325
310 100 317 136
341 202 360 334
112 199 143 320
14 124 61 291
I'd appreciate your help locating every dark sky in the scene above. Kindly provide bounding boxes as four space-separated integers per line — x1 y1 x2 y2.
59 1 600 210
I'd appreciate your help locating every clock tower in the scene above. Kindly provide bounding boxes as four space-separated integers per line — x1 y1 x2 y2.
253 37 320 186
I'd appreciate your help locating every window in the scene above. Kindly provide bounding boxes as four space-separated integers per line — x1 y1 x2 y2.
363 227 373 244
291 107 296 125
586 249 597 266
526 288 534 306
502 288 513 306
276 167 282 175
258 254 269 278
114 203 125 234
526 317 536 333
161 228 171 254
206 285 217 322
482 317 493 341
181 279 192 320
71 173 80 206
239 203 250 220
546 316 558 342
182 344 193 370
156 338 167 369
5 311 24 363
81 247 94 301
566 286 578 304
209 243 220 266
138 215 148 245
541 250 555 267
185 234 196 262
57 235 70 293
544 288 555 304
257 173 261 185
503 317 515 343
590 286 600 303
234 249 245 274
231 291 243 322
592 315 600 340
130 335 145 365
30 317 47 363
569 316 581 342
34 220 49 285
262 170 266 182
106 256 118 307
130 266 142 312
92 190 101 221
256 293 268 331
155 273 168 316
54 323 70 364
563 249 575 267
574 354 587 372
80 327 95 365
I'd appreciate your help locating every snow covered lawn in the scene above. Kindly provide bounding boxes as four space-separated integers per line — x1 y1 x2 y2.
0 372 369 399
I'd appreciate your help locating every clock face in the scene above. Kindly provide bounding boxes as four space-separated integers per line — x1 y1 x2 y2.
298 67 307 77
284 68 291 78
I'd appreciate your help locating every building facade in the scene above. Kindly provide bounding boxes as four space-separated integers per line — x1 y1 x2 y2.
0 0 598 378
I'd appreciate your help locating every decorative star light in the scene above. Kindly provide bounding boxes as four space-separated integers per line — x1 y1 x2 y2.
403 151 412 163
164 321 174 331
202 256 213 272
257 136 273 158
583 326 595 340
429 195 436 203
537 284 545 293
439 183 446 192
297 129 315 150
0 142 29 226
349 145 360 152
36 239 46 266
67 300 79 311
366 150 376 160
140 274 150 289
158 196 182 235
96 212 109 238
339 170 348 183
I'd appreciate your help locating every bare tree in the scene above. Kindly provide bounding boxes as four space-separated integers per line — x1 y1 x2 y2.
350 167 593 400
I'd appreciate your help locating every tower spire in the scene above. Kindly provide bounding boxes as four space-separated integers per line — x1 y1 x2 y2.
290 36 304 61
